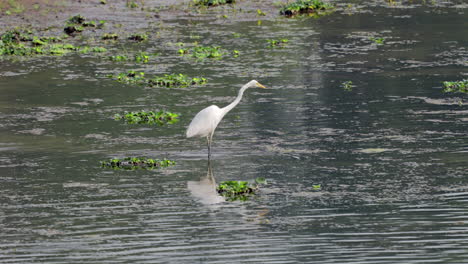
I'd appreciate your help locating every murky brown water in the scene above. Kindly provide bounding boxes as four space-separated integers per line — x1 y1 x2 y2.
1 0 468 263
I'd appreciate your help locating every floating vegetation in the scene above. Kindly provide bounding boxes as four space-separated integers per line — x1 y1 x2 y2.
193 0 235 7
114 110 180 125
280 0 334 17
217 177 266 201
135 51 149 63
109 54 128 61
257 9 266 16
369 37 385 45
0 30 106 57
112 70 146 84
147 74 207 87
101 157 176 170
341 80 353 91
127 1 139 8
129 33 148 42
267 38 289 48
109 71 207 87
179 45 235 59
64 14 99 35
102 33 118 40
443 79 468 94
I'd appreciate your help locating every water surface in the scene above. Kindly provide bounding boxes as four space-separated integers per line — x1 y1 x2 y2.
1 1 468 263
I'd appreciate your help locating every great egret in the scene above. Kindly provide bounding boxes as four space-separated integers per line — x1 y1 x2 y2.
186 80 266 158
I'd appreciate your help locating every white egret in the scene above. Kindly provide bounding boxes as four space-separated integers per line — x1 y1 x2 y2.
186 80 266 158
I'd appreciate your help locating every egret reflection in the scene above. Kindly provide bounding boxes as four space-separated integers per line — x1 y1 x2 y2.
187 161 224 205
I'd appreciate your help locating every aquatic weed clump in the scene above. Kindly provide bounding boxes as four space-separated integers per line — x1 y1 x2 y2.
0 30 105 57
128 33 148 42
111 70 146 84
178 45 233 59
217 181 256 201
147 74 207 87
101 157 176 170
280 0 334 17
193 0 235 7
114 110 180 125
109 71 207 87
217 178 266 201
443 79 468 94
267 38 289 48
64 14 101 35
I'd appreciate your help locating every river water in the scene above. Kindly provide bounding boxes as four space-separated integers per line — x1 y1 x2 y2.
1 1 467 263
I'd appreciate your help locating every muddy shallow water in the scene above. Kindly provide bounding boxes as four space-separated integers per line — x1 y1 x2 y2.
1 0 468 263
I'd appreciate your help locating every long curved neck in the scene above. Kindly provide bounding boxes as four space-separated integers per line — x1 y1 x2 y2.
220 84 250 117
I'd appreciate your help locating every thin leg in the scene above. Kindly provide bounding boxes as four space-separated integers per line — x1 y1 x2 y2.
207 136 211 159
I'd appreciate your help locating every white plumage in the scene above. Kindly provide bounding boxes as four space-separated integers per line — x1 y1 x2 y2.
186 80 266 158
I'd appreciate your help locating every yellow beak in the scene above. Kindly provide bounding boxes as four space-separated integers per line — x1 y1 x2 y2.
256 82 266 89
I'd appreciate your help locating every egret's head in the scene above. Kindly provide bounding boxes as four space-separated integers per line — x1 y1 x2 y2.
248 80 266 89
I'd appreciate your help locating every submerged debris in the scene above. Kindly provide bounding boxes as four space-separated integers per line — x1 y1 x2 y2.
101 157 176 170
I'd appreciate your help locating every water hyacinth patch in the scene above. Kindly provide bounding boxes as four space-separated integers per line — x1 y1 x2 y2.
64 14 99 35
114 110 180 125
341 80 353 91
135 51 149 63
193 0 235 7
217 177 267 201
217 181 256 201
109 71 207 87
147 74 207 87
369 37 385 45
267 38 289 48
129 33 148 42
443 79 468 93
178 45 233 59
101 157 176 170
110 70 146 84
280 0 334 17
109 54 128 61
102 33 118 40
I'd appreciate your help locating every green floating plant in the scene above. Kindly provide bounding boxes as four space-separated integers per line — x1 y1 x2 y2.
267 38 289 48
341 80 353 91
193 0 235 7
443 79 468 94
64 14 101 35
109 71 207 87
102 33 119 40
369 37 385 45
135 51 149 63
129 33 148 42
109 54 128 61
111 70 146 84
101 157 176 170
147 73 207 87
178 45 234 59
217 177 266 201
114 110 180 125
280 0 334 17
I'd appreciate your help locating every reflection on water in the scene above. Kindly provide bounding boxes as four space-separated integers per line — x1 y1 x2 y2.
1 1 468 263
187 161 225 205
